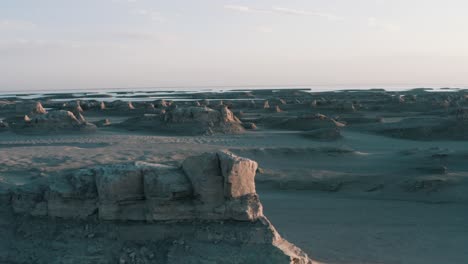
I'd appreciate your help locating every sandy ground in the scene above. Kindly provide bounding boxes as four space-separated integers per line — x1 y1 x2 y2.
1 128 467 264
260 190 468 264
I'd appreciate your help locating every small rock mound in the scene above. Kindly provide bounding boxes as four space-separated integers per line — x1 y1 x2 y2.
272 114 345 131
122 106 246 135
15 101 47 115
13 110 96 133
163 106 245 135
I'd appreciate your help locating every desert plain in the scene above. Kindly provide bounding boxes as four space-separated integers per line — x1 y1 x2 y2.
0 88 467 264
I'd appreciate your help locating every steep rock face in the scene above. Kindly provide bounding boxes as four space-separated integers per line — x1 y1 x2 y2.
4 151 313 263
218 151 258 198
182 152 224 209
47 169 98 218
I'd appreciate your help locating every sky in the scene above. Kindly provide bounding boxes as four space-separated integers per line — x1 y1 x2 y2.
1 0 468 91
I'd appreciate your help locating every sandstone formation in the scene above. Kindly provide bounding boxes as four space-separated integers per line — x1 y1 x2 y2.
122 106 245 135
164 106 245 135
8 110 97 133
63 100 85 113
5 151 313 264
14 101 47 115
34 102 47 114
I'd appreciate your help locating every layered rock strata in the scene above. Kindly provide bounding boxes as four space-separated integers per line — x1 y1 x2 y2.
3 151 313 264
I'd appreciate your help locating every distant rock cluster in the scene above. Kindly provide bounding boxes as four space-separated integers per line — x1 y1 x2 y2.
123 106 246 135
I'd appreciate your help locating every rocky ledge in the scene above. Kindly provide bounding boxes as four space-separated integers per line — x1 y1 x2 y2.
1 151 313 264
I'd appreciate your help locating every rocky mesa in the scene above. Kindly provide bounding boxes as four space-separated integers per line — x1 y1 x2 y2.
1 151 313 264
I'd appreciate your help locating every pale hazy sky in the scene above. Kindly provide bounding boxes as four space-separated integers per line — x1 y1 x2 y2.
1 0 468 91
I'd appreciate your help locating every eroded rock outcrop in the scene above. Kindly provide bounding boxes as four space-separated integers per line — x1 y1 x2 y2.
121 106 245 135
163 106 245 135
15 151 262 221
16 110 97 133
5 151 313 263
14 101 47 115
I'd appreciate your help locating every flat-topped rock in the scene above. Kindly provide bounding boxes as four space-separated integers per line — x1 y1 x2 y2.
10 151 263 222
3 151 313 263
